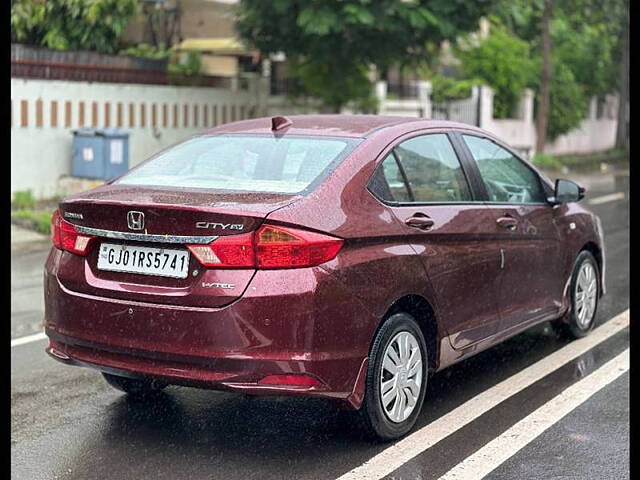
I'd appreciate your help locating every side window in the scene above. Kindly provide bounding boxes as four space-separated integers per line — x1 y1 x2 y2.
394 134 472 202
462 135 546 204
368 154 411 202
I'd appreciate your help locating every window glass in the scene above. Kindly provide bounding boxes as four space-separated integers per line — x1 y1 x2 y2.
118 135 355 194
368 154 411 202
462 135 546 203
393 134 472 202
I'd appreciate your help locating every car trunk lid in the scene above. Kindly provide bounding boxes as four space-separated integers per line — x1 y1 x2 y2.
56 185 299 308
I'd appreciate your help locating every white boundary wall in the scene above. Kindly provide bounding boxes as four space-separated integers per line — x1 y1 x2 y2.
376 81 619 160
12 77 621 199
11 78 259 198
478 86 618 159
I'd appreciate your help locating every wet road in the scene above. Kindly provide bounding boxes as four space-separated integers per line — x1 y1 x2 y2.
11 181 629 480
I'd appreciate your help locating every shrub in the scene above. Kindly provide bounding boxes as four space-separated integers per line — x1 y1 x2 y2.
546 61 589 141
431 75 478 102
12 190 36 210
532 154 562 171
120 43 171 60
458 28 536 118
13 209 54 234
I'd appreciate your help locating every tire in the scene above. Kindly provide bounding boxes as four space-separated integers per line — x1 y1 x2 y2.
552 251 600 339
102 372 167 396
360 312 428 441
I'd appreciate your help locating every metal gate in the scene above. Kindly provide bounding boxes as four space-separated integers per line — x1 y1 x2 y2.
431 86 481 126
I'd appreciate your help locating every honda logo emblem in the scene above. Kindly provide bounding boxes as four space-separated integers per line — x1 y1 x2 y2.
127 211 145 230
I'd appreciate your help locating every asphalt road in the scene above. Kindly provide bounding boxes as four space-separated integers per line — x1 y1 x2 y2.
11 179 629 480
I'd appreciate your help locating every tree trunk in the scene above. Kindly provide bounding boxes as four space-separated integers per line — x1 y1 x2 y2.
615 0 629 150
535 0 554 155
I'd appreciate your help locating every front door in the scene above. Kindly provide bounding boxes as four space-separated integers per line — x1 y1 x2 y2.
460 134 564 332
369 132 503 349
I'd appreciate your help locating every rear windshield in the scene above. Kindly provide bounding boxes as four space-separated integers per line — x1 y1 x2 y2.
117 135 359 194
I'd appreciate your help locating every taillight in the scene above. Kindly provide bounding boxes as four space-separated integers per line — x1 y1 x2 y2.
255 225 343 269
51 209 94 256
187 232 254 268
51 210 62 249
187 225 342 270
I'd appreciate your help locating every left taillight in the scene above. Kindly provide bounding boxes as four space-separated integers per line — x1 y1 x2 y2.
51 209 94 256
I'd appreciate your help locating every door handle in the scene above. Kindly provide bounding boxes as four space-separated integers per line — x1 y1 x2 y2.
496 216 518 231
405 215 434 230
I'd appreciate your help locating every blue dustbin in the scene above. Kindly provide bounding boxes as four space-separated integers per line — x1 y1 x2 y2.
71 128 130 180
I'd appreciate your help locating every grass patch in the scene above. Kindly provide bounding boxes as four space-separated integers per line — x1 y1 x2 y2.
531 154 563 171
12 190 37 210
12 209 54 235
532 148 629 172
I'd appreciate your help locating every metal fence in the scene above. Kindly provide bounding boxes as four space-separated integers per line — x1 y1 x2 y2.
11 43 167 71
431 97 480 126
386 82 419 99
270 77 306 96
11 43 232 88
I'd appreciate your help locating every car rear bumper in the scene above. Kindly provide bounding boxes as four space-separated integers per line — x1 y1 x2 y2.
44 254 375 408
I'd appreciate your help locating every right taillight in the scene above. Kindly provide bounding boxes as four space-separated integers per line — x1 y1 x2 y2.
187 224 343 270
187 232 255 268
51 209 94 256
255 225 343 269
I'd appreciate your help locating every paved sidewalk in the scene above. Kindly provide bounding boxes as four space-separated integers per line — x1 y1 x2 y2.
11 225 49 339
11 224 47 245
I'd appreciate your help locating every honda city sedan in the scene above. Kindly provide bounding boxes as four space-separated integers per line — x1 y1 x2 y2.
44 115 605 440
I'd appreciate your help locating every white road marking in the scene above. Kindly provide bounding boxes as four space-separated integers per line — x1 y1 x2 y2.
438 348 629 480
337 309 629 480
11 331 47 348
588 192 625 205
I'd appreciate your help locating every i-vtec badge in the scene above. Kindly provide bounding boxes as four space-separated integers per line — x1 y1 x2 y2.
64 212 84 220
202 282 235 289
195 222 244 230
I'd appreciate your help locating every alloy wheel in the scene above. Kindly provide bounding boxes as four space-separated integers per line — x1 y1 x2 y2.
575 261 597 329
380 331 423 423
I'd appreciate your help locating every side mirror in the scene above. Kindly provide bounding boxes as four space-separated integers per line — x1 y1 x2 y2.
550 179 585 204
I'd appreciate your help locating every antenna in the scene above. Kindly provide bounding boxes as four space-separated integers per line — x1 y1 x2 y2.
271 116 292 131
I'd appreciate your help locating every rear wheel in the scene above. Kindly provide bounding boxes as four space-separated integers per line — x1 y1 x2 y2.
102 373 167 396
553 251 600 339
360 312 428 441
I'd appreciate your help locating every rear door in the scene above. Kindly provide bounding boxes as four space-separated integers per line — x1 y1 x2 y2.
459 133 564 331
368 131 503 349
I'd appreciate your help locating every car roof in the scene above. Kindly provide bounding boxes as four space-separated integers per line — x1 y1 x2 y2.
200 114 484 139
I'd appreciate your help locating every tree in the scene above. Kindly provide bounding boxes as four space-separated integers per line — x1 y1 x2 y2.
458 27 536 118
492 0 628 148
614 0 629 150
236 0 496 112
11 0 138 55
535 0 553 154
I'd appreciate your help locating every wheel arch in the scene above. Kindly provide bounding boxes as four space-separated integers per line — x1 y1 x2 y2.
580 241 605 297
379 294 440 373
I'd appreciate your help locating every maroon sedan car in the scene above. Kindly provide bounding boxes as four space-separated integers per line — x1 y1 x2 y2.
44 115 604 440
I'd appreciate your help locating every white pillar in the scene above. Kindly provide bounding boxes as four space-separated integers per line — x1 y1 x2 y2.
478 85 494 129
521 88 534 124
376 80 388 115
417 81 432 118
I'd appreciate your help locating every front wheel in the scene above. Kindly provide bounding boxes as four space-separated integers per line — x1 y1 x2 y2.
360 312 428 441
553 251 600 339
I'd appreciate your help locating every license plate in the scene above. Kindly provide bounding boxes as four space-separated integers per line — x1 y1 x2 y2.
97 243 190 279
